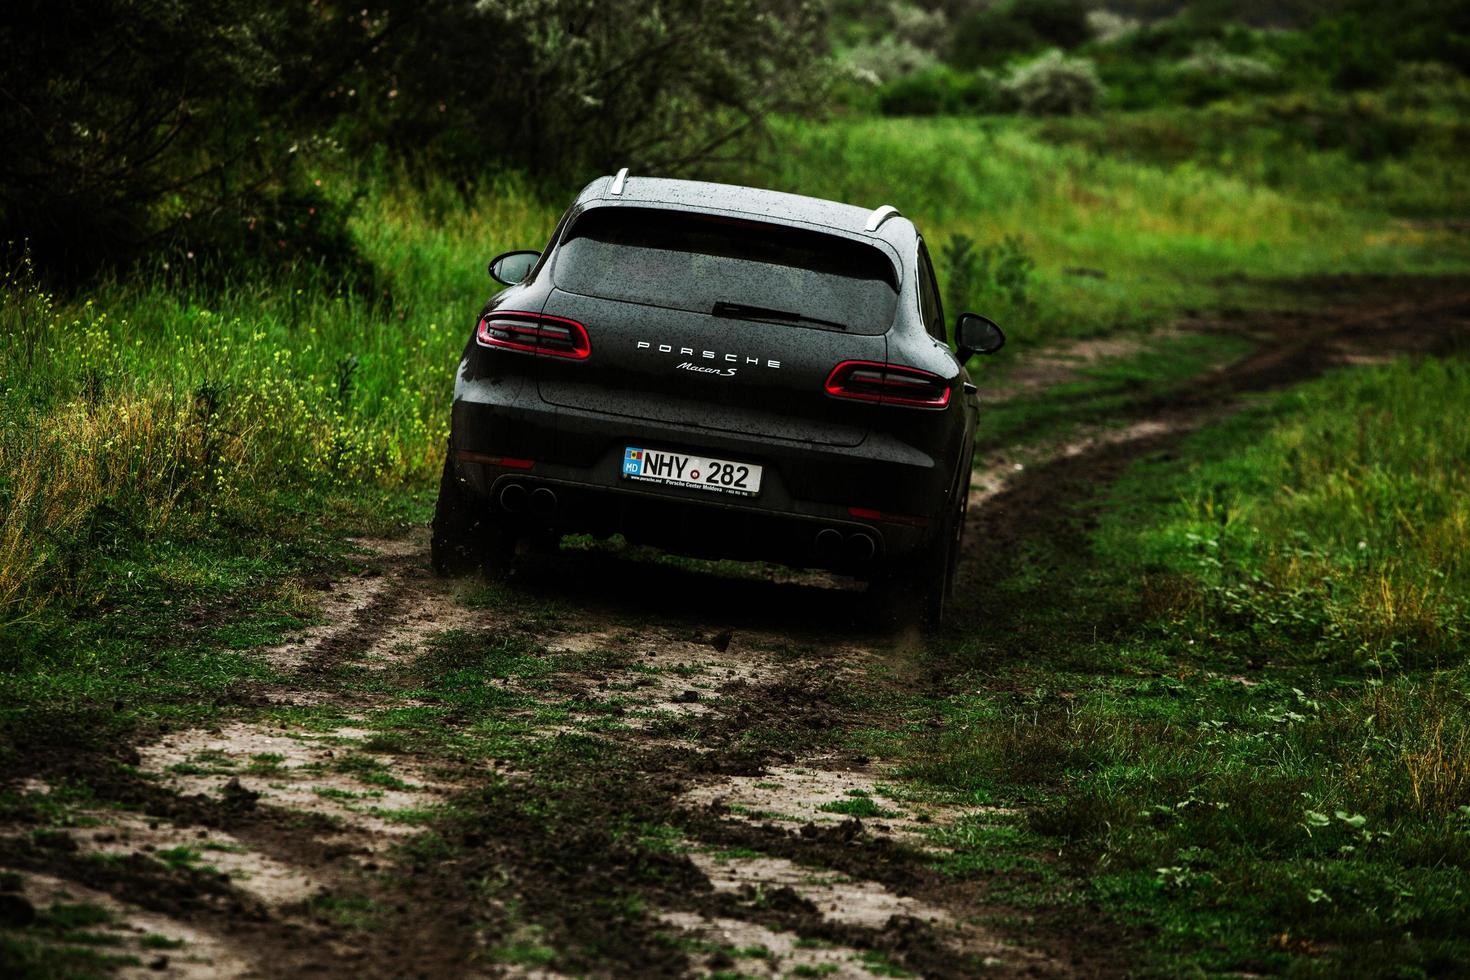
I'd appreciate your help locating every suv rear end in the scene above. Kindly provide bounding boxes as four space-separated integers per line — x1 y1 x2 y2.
433 173 987 616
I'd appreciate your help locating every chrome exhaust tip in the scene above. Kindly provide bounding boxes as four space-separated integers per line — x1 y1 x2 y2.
846 532 877 562
814 527 843 559
529 486 558 518
498 483 528 513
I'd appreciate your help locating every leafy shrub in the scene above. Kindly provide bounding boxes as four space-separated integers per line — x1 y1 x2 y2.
1000 49 1102 115
1387 61 1470 110
1262 92 1424 163
1085 10 1140 44
1 0 829 281
876 67 1002 116
1083 16 1226 109
938 233 1034 323
1285 3 1470 91
342 0 830 181
845 37 939 84
1394 61 1465 89
890 1 950 52
0 0 324 280
1171 43 1283 105
949 8 1044 70
949 0 1091 70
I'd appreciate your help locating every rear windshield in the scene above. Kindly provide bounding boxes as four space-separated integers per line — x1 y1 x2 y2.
552 207 900 335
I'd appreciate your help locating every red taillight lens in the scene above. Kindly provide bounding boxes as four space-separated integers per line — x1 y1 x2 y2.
476 311 590 360
824 361 951 409
453 450 535 470
848 506 930 527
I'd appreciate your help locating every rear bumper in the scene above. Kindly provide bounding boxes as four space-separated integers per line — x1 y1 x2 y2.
450 374 950 570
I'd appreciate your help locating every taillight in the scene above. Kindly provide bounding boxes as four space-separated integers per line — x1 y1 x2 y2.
848 506 930 527
453 450 535 470
476 311 590 360
824 361 950 409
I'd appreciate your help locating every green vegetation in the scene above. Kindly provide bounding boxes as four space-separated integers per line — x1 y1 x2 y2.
0 903 138 978
6 95 1462 767
914 358 1470 973
847 1 1470 117
3 1 1469 974
818 789 901 819
976 330 1253 450
1117 358 1470 670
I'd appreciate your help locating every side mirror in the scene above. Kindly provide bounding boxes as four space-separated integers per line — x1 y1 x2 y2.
488 250 540 286
955 312 1005 358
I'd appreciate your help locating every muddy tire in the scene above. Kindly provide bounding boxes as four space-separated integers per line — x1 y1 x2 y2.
919 501 960 627
873 469 966 628
431 455 476 576
929 466 972 627
478 526 516 582
432 454 518 579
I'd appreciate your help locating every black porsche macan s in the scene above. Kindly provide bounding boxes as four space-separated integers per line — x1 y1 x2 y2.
431 170 1005 624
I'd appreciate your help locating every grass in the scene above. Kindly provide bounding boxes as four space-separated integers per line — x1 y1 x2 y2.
1111 357 1470 671
745 110 1470 344
976 329 1253 450
912 356 1470 974
3 100 1464 624
817 789 901 819
0 903 140 979
2 91 1469 974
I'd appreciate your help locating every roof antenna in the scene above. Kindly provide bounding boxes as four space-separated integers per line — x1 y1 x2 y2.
610 167 629 195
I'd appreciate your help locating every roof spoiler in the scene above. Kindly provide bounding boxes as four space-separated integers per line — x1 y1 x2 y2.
864 204 901 233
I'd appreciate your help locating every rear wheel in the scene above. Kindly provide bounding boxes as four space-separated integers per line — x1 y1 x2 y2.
898 467 969 628
430 453 515 579
865 515 956 629
918 500 960 627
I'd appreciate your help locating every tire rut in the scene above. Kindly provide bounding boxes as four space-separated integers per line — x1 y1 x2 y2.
6 277 1466 977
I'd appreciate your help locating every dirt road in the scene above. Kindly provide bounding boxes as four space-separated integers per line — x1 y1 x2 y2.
4 278 1467 977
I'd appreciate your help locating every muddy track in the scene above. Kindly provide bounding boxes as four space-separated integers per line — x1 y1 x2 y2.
4 278 1467 978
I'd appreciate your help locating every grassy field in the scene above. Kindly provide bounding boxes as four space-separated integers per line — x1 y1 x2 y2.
5 105 1467 623
3 97 1470 974
909 354 1470 973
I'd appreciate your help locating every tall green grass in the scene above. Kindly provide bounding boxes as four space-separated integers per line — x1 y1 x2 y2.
2 110 1467 620
0 178 558 620
1113 357 1470 670
915 355 1470 973
744 114 1470 340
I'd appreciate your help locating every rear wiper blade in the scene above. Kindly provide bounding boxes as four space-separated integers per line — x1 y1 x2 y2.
712 301 847 331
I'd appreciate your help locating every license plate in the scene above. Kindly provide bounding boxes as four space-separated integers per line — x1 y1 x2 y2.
621 447 763 497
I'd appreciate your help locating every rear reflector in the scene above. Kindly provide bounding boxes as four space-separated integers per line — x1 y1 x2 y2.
477 311 590 360
824 360 950 409
454 450 535 470
848 506 930 528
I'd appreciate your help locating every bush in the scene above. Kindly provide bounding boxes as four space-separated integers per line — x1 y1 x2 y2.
949 0 1092 70
341 0 830 181
1285 3 1470 91
876 67 1002 116
1085 10 1140 44
1 0 830 282
1262 92 1424 163
1000 49 1102 115
1171 43 1283 105
938 233 1034 323
890 1 950 52
0 0 327 281
846 37 939 84
1387 62 1470 110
